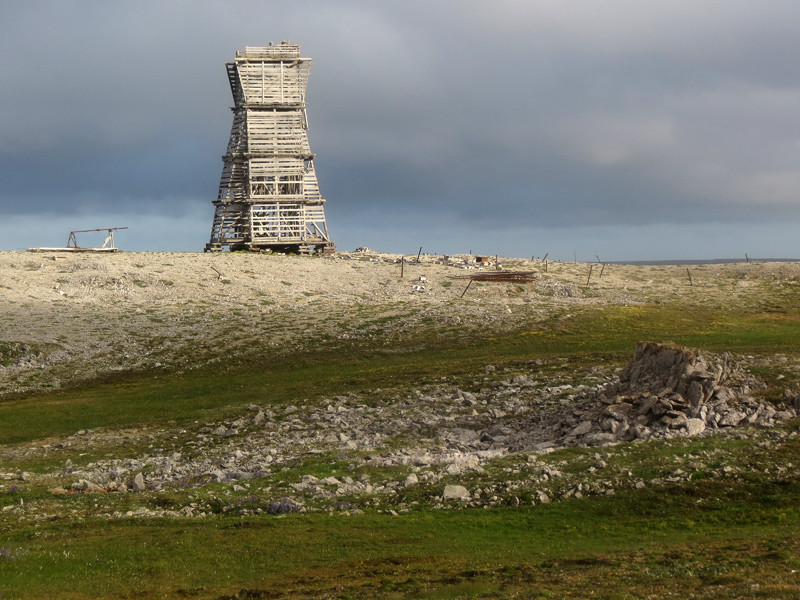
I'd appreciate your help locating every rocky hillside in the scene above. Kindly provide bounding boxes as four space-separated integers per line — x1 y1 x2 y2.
2 341 798 522
2 249 799 399
1 251 799 526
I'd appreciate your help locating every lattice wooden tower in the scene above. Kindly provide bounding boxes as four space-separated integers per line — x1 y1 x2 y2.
206 43 333 253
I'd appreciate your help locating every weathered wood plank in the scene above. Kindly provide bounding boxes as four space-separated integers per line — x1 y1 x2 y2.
207 44 332 253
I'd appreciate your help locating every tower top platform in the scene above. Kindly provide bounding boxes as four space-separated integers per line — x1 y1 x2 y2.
235 44 309 62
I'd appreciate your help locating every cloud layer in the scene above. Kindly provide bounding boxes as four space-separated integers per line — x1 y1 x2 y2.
2 1 799 258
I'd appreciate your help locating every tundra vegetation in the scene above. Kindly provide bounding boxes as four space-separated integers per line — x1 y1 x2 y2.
0 250 799 599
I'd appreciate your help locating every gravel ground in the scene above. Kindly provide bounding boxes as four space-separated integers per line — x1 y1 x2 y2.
2 249 799 398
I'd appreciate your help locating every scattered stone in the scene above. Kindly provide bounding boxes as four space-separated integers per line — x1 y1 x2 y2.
442 485 470 501
404 474 419 487
131 473 146 491
71 479 104 492
6 338 796 522
685 418 706 436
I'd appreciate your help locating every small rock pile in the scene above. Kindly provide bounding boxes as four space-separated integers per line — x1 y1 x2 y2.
557 341 788 447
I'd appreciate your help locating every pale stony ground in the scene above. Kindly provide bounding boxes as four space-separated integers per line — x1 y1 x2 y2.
2 249 798 398
1 250 800 522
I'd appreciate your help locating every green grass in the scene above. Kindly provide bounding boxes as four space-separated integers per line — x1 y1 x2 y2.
1 480 798 599
2 304 799 445
2 297 800 598
0 342 30 367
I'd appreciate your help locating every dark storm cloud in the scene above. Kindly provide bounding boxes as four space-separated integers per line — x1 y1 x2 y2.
2 1 800 255
310 0 800 230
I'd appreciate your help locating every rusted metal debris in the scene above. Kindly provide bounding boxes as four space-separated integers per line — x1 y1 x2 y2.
453 271 538 298
453 271 537 283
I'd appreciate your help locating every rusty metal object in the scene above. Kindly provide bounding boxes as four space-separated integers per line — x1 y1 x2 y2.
454 271 538 297
454 271 537 283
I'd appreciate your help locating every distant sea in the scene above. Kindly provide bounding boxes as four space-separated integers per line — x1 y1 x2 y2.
608 258 800 266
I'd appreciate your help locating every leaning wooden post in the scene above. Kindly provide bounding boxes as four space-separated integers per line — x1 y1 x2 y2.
460 279 473 298
586 264 594 286
599 263 606 278
687 268 693 286
416 246 423 263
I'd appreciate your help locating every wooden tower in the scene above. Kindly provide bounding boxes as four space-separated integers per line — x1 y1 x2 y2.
206 43 333 253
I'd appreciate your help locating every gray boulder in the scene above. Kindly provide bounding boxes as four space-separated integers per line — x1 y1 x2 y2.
442 485 470 500
71 479 103 492
131 472 146 491
571 421 594 436
719 410 747 427
685 418 706 436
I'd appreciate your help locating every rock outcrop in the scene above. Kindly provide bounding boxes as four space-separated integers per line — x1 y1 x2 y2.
554 341 777 446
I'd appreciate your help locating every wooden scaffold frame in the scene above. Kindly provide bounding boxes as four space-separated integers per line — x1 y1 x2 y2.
205 42 334 254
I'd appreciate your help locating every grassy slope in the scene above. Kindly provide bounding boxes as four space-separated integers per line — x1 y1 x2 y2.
1 302 799 598
2 304 800 444
2 480 799 599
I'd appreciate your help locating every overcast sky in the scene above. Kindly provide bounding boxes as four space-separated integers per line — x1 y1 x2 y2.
2 0 799 260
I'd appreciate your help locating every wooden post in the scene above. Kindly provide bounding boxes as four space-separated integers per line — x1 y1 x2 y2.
596 254 602 263
495 255 499 271
599 263 606 278
542 253 548 263
745 253 750 263
586 264 593 286
460 279 473 298
687 268 693 286
400 257 404 278
417 246 423 263
544 259 548 273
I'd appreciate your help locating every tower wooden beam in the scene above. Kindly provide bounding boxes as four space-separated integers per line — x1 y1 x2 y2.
206 43 334 254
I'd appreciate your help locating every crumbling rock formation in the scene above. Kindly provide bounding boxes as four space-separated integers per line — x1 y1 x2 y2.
564 341 776 446
620 341 753 402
